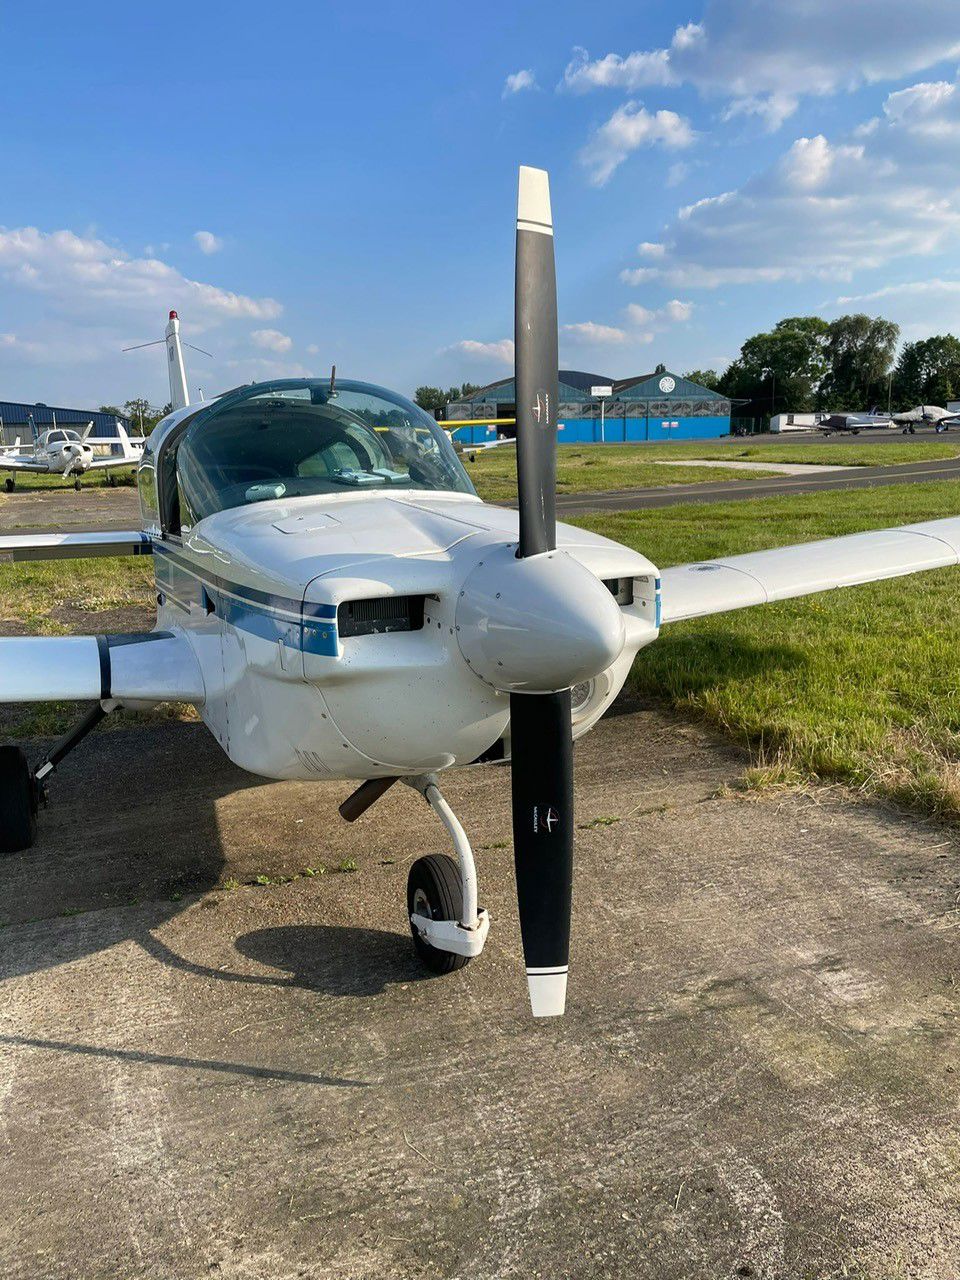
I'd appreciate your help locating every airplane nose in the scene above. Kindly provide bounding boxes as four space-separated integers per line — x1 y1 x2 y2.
455 545 626 693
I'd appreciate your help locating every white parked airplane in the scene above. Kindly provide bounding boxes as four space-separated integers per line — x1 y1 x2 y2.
892 405 960 433
0 417 144 490
3 169 960 1018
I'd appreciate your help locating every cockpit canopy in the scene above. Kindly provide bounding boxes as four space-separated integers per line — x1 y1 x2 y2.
175 380 475 526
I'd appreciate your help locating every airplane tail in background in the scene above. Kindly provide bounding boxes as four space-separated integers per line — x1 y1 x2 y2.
165 310 190 411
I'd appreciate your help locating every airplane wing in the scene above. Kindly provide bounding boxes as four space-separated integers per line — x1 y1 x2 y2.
84 453 143 471
0 631 204 704
659 516 960 624
0 455 49 473
0 530 153 562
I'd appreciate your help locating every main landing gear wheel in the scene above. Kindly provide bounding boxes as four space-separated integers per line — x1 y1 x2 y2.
0 745 38 854
4 477 13 493
74 477 82 491
407 854 471 974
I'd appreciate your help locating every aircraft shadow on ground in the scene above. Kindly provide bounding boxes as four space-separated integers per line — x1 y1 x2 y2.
140 922 432 998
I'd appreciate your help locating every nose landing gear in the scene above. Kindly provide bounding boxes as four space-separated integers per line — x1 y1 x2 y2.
338 772 490 973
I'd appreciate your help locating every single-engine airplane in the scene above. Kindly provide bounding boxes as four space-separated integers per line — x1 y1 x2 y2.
0 416 144 490
3 168 960 1018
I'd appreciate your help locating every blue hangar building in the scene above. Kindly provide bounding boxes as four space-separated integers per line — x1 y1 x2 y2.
446 369 731 445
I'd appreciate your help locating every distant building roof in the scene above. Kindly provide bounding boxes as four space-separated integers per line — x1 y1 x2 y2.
611 371 725 400
451 370 616 407
0 400 132 432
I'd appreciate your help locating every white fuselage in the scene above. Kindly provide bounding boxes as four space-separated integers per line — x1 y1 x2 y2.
149 490 660 781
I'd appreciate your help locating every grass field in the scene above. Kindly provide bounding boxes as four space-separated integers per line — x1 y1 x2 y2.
4 479 960 820
575 480 960 819
0 468 137 492
465 440 960 501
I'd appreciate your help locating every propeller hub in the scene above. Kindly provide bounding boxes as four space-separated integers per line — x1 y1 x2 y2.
456 545 626 694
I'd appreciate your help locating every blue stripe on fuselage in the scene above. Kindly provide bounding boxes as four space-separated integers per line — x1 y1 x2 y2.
153 541 338 655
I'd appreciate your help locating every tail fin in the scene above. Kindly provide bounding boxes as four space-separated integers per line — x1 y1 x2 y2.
165 311 190 410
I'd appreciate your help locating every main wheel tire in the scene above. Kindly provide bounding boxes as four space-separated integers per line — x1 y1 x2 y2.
0 745 38 853
4 477 13 493
407 854 470 974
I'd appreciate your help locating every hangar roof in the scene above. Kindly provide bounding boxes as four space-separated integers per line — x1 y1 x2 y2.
451 369 724 406
0 400 132 432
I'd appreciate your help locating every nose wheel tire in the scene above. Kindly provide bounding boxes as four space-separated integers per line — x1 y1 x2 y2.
407 854 471 974
0 745 38 853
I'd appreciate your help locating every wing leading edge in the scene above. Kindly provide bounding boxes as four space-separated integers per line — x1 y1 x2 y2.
660 516 960 624
0 632 204 704
0 531 153 562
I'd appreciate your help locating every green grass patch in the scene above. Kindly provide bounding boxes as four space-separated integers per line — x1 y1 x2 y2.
0 556 155 635
464 440 959 502
574 481 960 820
0 468 137 495
0 555 190 739
467 446 777 501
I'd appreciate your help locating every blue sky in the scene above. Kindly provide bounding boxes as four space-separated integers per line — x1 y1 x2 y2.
1 0 959 407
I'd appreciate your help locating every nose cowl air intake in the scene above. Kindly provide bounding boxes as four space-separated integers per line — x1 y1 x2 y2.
456 545 626 694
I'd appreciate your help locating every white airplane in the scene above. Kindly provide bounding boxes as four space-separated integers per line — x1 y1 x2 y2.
3 168 960 1018
892 405 960 433
0 416 145 490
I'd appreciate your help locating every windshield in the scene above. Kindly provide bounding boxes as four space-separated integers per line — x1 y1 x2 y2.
176 380 475 524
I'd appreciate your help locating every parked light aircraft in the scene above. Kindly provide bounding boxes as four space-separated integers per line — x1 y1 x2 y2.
0 417 144 490
891 405 960 433
3 168 960 1017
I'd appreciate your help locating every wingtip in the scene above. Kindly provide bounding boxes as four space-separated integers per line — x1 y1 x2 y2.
527 968 567 1017
517 166 553 232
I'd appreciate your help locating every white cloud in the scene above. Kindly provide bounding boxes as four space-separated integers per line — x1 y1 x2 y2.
561 321 630 345
0 226 281 320
562 2 960 127
625 299 693 326
448 338 515 364
580 102 695 186
828 276 960 339
306 342 321 355
638 241 665 258
503 68 537 97
621 82 960 288
666 162 691 187
561 44 679 92
251 327 293 352
193 230 223 255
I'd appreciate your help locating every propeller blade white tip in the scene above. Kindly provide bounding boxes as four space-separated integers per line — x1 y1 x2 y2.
527 968 567 1017
517 166 553 234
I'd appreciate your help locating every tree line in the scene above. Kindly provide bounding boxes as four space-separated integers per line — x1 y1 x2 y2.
98 398 173 435
685 316 960 419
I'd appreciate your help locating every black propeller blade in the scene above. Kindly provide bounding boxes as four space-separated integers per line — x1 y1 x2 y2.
510 166 574 1017
514 166 559 559
509 688 573 1016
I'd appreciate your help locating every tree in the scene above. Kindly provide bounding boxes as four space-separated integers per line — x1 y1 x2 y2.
654 362 667 375
414 386 448 414
683 369 721 392
122 398 168 435
98 404 124 417
893 335 960 407
717 316 830 417
822 314 899 409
